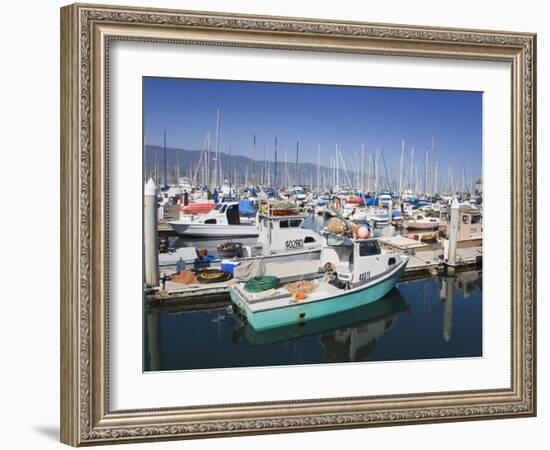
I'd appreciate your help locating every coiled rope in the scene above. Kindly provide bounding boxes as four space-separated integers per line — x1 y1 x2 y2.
244 275 281 292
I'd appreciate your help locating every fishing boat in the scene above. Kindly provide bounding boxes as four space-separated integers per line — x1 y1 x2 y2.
180 203 215 215
366 208 390 227
160 202 323 266
252 202 322 260
403 213 441 230
376 193 393 207
233 288 407 347
230 232 409 330
290 186 307 202
344 206 368 223
168 201 259 237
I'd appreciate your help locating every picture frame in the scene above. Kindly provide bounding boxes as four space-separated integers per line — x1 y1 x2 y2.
60 2 536 446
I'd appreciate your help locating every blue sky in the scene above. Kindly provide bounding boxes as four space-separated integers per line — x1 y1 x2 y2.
143 77 482 183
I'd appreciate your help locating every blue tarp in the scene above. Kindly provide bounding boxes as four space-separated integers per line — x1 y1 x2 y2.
239 199 256 215
365 197 378 206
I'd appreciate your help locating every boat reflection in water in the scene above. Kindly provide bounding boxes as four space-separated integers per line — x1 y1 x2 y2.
234 288 408 362
144 270 482 371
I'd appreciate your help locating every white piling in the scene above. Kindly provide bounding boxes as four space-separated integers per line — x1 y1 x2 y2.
447 196 460 275
144 178 159 286
388 198 393 225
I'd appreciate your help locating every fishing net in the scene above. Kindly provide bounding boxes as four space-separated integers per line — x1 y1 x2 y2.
327 218 346 234
284 280 317 300
244 275 281 292
171 270 198 285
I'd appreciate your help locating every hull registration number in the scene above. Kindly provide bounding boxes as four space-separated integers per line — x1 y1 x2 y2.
285 239 304 249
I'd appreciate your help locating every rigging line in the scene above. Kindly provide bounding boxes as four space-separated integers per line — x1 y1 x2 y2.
379 147 392 193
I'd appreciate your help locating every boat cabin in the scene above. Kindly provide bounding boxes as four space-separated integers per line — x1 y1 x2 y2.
256 210 322 255
178 201 243 225
320 233 400 286
458 207 482 241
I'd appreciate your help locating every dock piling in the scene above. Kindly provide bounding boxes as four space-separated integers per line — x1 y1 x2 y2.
145 178 160 286
446 197 460 275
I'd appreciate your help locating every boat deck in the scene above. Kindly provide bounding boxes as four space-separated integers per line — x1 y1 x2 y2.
151 259 321 304
233 278 339 313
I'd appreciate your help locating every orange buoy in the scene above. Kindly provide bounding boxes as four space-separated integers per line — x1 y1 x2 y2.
357 225 369 239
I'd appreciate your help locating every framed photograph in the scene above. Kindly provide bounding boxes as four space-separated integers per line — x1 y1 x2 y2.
60 3 536 446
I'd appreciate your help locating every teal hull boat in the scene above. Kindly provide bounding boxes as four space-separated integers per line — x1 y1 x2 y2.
234 288 408 346
230 256 408 331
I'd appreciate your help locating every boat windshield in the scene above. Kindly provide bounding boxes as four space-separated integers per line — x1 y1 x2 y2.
215 204 227 212
326 233 354 247
358 240 381 257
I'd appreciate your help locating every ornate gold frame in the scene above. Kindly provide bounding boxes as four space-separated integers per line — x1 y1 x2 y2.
60 3 536 446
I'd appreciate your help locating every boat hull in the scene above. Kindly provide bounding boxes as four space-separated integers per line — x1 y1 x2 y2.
231 260 407 331
404 221 440 230
168 222 259 237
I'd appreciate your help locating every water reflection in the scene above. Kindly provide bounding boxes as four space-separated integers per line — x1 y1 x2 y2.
234 288 407 355
144 270 482 371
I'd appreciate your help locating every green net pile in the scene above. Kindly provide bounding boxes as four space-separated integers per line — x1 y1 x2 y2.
244 275 281 292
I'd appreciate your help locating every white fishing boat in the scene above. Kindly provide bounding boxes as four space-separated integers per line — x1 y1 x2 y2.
230 231 409 330
366 208 390 227
344 206 368 223
290 186 307 202
403 213 441 230
160 202 323 266
252 203 322 259
377 193 393 207
168 202 259 237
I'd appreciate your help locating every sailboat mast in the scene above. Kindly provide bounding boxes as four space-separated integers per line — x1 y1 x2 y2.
252 134 256 187
335 145 339 191
425 148 429 197
163 129 167 187
399 138 405 195
274 137 278 190
284 148 288 189
409 147 414 192
431 136 435 194
295 141 299 186
316 144 321 192
262 133 267 186
214 109 221 188
375 145 381 193
229 144 232 196
433 161 438 195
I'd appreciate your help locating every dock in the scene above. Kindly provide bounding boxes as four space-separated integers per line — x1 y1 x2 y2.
157 204 179 235
147 243 482 308
148 259 320 307
145 191 482 310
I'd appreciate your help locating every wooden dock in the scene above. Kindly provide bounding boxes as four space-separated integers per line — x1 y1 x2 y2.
147 244 482 308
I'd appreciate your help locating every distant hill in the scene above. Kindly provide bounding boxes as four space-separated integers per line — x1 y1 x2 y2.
144 144 330 187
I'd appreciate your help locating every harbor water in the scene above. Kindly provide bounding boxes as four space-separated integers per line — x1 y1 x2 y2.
144 269 482 371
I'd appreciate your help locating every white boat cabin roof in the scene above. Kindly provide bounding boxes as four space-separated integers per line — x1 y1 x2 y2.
258 212 308 220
